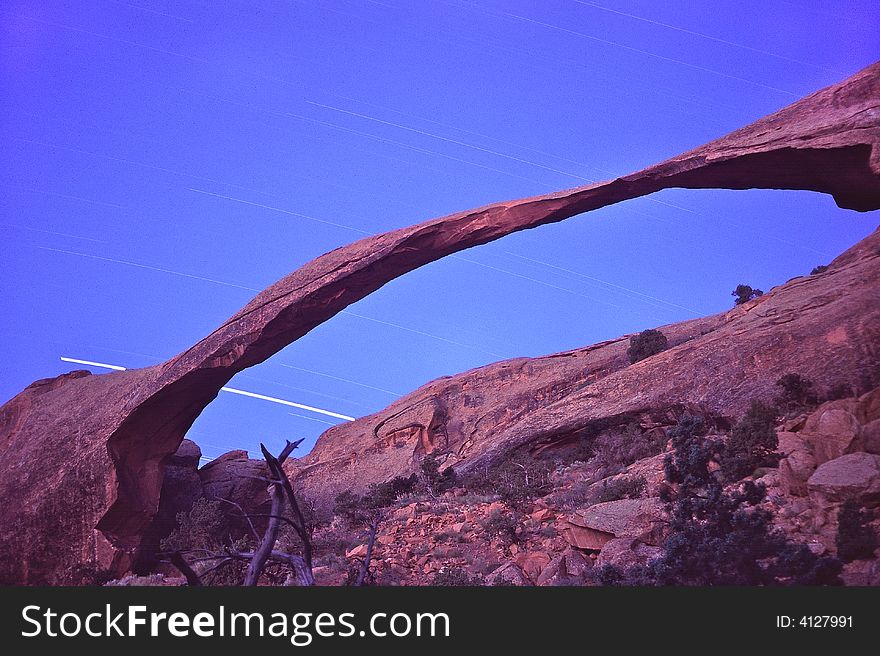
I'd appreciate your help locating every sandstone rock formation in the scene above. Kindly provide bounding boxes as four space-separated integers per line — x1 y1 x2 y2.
294 225 880 505
1 62 879 583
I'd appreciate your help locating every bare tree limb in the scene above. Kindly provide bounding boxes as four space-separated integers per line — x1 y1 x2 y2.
354 515 380 587
217 497 260 542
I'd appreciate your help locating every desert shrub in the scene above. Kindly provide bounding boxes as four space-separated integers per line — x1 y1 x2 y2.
586 422 666 479
596 475 647 503
547 479 594 509
731 284 763 306
627 329 668 364
720 400 780 482
160 498 227 553
810 265 829 275
463 452 554 507
480 509 519 544
431 566 482 586
333 475 418 525
598 482 841 586
663 415 718 496
774 373 818 415
599 415 841 586
824 382 855 402
421 453 458 494
836 500 877 563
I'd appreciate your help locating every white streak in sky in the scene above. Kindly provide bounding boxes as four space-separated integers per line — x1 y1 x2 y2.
187 188 371 235
305 101 595 182
0 181 124 209
280 364 402 397
60 356 126 371
449 1 798 96
59 357 356 421
40 245 504 355
37 246 260 291
287 412 343 426
572 1 842 75
503 251 703 315
8 13 208 64
0 223 107 244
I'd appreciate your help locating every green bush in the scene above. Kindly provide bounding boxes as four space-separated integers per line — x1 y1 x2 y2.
810 265 829 275
731 284 763 306
774 373 818 415
480 509 519 544
462 452 553 507
596 476 647 503
598 413 841 586
160 498 227 553
627 329 668 364
836 500 877 562
421 453 458 494
431 566 482 586
720 400 780 482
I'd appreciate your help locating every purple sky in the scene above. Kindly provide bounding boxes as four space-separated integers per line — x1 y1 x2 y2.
1 1 878 461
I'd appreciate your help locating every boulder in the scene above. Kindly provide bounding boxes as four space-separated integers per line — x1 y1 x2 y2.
198 451 270 530
485 562 529 586
564 498 665 550
862 419 880 455
778 438 818 497
858 387 880 424
807 453 880 508
513 551 552 582
596 537 661 569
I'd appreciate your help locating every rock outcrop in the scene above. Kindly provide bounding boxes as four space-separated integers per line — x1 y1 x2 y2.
1 63 879 583
293 225 880 505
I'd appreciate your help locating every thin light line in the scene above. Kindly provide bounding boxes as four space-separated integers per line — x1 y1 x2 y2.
305 100 593 182
572 0 842 75
187 188 371 235
503 251 702 315
279 363 401 397
7 13 208 64
60 356 126 371
0 223 107 244
287 412 343 426
59 357 356 421
37 246 260 291
449 0 798 96
0 181 124 209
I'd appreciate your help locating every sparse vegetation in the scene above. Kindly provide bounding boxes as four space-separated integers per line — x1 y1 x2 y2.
462 452 553 507
161 498 227 553
836 500 877 563
732 284 763 306
596 414 841 586
421 452 458 495
775 373 818 415
480 509 519 544
810 265 829 275
596 475 647 503
431 566 482 586
627 329 668 364
720 400 780 482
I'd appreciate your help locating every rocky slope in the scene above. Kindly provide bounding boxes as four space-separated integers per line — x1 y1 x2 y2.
1 62 879 584
290 227 880 506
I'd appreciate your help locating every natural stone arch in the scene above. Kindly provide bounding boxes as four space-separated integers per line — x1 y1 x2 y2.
0 61 878 583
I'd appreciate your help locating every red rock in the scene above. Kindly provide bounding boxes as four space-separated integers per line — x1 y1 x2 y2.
2 63 880 583
513 551 551 582
807 453 880 507
345 544 369 559
863 420 880 455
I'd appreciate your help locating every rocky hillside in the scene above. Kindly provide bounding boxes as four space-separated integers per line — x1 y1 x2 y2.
289 226 880 506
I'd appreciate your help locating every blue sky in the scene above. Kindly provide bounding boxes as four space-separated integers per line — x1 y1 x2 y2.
1 1 878 462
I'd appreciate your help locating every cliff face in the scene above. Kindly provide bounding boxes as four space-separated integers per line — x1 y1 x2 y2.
289 228 880 505
1 62 879 584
